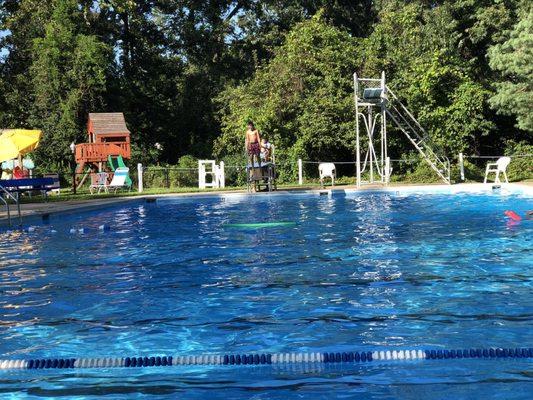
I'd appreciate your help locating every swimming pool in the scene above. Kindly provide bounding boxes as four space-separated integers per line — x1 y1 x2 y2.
0 189 532 399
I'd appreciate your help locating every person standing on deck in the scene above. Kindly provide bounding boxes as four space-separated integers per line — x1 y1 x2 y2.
245 121 261 168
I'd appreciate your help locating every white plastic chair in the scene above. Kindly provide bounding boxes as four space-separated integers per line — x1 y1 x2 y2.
484 157 510 184
108 167 130 193
319 163 336 187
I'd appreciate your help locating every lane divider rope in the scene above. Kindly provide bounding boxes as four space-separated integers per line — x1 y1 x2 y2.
0 347 531 371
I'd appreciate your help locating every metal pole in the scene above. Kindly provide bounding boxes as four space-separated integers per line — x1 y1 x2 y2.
381 71 387 183
16 193 21 227
368 109 374 183
137 163 143 192
298 159 303 185
383 157 390 185
354 73 361 188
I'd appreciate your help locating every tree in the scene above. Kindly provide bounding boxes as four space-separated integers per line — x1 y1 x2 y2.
214 14 359 180
488 5 533 132
0 0 53 128
30 0 109 168
361 1 494 156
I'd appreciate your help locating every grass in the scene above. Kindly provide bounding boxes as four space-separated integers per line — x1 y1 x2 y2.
16 186 246 204
10 175 532 205
15 183 323 204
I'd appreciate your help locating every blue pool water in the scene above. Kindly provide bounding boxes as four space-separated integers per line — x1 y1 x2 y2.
0 191 532 399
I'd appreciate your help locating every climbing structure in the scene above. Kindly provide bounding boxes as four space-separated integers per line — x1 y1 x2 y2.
353 72 450 186
75 113 131 187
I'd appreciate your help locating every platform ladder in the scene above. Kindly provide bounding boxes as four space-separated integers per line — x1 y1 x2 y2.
354 71 451 186
385 87 450 184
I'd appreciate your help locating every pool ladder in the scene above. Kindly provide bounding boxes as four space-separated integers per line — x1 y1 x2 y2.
0 186 21 227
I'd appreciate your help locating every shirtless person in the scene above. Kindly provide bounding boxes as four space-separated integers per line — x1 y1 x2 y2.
245 121 261 168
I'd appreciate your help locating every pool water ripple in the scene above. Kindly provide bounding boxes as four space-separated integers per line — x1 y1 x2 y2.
0 192 531 398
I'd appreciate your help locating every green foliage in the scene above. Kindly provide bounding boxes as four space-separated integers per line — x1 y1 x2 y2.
30 0 109 169
214 14 359 180
504 141 533 181
398 162 443 184
0 0 530 183
488 6 533 132
362 2 495 156
221 154 248 187
177 154 197 169
0 0 53 127
407 52 494 154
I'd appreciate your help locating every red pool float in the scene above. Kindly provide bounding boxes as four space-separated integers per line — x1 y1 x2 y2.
504 210 522 221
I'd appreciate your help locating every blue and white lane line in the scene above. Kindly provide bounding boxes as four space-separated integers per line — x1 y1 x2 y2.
0 348 531 371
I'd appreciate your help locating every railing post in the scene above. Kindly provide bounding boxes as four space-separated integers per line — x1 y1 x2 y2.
459 153 465 181
219 161 225 188
137 163 143 192
298 159 303 185
385 157 391 184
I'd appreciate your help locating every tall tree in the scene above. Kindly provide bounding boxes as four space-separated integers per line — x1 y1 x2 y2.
30 0 109 168
0 0 53 128
488 5 533 133
214 14 359 179
361 1 494 155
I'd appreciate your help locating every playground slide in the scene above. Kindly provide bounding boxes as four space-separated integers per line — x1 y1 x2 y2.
108 155 132 187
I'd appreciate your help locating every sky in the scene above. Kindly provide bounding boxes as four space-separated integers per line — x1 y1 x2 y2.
0 30 8 58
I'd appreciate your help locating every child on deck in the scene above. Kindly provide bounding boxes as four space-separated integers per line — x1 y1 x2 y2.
245 121 261 167
260 138 272 162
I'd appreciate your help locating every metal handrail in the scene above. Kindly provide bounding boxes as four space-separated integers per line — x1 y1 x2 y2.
0 185 21 227
386 87 428 136
385 106 450 183
386 87 448 157
385 87 451 181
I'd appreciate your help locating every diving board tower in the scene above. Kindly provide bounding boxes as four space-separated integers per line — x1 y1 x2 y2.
354 72 451 187
74 113 131 187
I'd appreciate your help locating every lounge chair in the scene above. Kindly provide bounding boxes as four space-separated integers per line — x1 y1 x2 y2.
484 157 511 184
43 173 61 195
319 163 336 187
90 172 109 194
107 167 130 193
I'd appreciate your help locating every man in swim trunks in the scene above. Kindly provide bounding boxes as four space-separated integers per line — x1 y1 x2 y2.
245 121 261 168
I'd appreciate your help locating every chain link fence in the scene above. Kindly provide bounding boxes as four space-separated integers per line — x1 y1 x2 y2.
17 151 531 197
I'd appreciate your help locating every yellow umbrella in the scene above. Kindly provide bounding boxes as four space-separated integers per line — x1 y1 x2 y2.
0 129 42 163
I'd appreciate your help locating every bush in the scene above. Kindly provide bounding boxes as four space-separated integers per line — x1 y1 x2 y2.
504 141 533 181
450 159 484 183
400 161 443 184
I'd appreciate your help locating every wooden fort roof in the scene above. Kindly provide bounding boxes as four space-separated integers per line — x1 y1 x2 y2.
88 113 130 136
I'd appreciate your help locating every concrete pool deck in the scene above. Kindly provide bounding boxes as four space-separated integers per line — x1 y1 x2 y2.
1 182 532 226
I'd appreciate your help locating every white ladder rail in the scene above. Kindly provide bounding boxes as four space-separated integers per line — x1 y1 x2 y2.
385 87 451 184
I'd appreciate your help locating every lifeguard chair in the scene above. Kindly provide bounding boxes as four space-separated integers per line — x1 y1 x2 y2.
75 113 132 188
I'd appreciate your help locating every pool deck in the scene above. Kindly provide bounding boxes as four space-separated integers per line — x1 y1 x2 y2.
1 182 531 226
